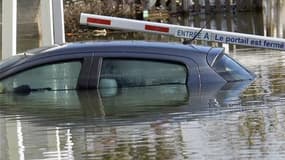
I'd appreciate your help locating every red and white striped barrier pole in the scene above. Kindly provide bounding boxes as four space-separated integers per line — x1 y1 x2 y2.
80 13 285 51
80 13 181 36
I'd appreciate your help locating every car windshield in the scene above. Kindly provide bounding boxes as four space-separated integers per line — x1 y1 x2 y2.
0 55 24 69
212 54 254 82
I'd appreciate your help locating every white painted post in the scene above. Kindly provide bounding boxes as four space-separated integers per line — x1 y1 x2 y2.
52 0 66 44
2 0 17 59
40 0 54 46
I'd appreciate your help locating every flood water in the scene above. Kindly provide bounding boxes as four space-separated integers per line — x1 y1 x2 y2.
1 12 285 159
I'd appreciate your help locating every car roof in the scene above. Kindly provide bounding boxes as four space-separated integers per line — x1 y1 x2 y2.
25 40 218 58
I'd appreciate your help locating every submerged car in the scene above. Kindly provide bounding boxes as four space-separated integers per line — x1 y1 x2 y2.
0 41 255 94
0 80 252 122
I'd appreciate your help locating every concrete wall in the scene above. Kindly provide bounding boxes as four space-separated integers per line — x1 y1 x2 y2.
0 0 40 57
0 0 40 38
0 0 40 24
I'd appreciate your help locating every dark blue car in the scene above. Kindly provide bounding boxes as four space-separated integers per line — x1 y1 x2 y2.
0 41 254 94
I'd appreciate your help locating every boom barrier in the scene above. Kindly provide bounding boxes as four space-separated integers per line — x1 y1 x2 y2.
80 13 285 51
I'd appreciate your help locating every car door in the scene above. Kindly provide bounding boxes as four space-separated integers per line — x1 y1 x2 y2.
89 51 201 93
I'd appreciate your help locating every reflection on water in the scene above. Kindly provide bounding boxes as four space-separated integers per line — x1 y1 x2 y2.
0 80 252 160
1 57 285 159
1 12 285 159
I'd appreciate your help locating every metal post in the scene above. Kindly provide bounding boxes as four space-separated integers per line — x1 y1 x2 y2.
52 0 66 44
2 0 17 59
40 0 54 46
170 0 177 13
182 0 189 12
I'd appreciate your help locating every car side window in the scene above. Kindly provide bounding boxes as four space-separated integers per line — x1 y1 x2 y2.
1 61 81 92
99 59 187 88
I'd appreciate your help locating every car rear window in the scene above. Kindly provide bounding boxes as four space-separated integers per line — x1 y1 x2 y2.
212 54 253 82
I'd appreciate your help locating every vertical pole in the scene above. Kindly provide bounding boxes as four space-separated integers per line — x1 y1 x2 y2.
2 0 17 59
170 0 177 13
200 0 206 13
215 0 222 13
40 0 54 46
279 1 285 37
188 0 193 12
52 0 66 44
225 0 231 12
182 0 189 12
205 0 211 13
